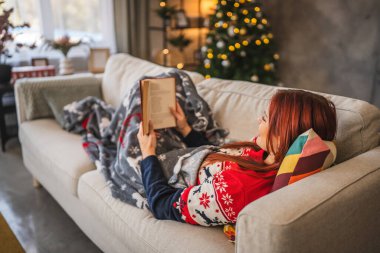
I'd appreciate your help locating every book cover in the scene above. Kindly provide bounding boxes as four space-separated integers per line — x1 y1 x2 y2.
140 77 176 135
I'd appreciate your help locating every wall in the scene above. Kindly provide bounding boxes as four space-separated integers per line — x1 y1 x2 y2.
264 0 380 106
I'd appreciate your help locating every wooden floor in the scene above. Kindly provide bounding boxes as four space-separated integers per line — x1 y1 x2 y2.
0 211 25 253
0 139 102 253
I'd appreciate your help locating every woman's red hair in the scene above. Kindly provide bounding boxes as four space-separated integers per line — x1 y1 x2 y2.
204 89 337 171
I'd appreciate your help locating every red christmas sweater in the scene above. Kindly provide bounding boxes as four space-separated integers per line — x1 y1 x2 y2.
141 131 278 226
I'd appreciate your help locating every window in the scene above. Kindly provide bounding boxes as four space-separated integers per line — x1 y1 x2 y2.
3 0 40 45
3 0 115 61
50 0 103 42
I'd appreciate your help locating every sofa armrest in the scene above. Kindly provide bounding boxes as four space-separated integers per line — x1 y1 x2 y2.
94 73 103 83
236 146 380 253
15 73 101 125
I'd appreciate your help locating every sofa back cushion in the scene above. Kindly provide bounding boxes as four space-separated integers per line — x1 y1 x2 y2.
196 78 380 163
102 54 204 108
42 85 102 128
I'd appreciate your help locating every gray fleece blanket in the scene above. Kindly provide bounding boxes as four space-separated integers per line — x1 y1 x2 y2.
63 70 228 209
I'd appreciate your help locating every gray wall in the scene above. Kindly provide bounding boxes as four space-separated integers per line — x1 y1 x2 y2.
264 0 380 107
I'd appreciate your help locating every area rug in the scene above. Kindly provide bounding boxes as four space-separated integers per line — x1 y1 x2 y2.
0 212 25 253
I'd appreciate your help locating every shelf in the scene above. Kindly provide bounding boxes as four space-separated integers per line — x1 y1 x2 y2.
149 26 165 31
149 24 207 31
148 0 205 67
170 25 207 30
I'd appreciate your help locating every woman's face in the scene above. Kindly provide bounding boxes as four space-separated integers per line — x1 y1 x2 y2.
256 109 279 154
256 110 269 151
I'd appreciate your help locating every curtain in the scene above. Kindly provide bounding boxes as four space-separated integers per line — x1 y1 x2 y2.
113 0 150 59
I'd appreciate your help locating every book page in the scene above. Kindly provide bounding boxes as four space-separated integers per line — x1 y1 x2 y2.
148 78 176 130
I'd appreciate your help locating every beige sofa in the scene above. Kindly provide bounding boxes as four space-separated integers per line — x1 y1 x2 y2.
15 54 380 253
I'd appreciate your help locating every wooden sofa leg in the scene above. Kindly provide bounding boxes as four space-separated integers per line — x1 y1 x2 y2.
33 177 42 188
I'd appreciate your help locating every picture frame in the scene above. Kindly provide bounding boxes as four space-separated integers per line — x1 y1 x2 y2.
88 48 110 73
31 57 49 66
174 9 189 28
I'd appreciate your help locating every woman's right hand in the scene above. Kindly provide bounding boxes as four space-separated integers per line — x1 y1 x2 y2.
170 101 192 137
137 121 157 159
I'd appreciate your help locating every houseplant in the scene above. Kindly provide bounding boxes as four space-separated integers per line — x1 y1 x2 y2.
43 35 84 75
0 1 33 84
168 34 192 52
155 0 176 26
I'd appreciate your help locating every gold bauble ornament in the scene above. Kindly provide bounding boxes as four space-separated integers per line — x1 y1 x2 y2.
264 64 271 71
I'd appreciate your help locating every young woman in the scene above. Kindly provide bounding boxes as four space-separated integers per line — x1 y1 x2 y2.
137 89 337 226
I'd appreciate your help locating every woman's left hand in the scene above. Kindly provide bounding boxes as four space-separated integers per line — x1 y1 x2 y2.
137 121 157 159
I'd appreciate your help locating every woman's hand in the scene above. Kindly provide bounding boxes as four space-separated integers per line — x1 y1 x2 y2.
170 101 192 137
137 121 157 159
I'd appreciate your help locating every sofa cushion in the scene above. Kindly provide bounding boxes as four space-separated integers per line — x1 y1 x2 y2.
196 78 380 163
77 170 234 253
42 85 102 128
102 53 204 108
19 119 95 196
271 128 337 191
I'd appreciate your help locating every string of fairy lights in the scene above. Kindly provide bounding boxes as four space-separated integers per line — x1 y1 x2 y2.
157 0 279 84
200 0 279 83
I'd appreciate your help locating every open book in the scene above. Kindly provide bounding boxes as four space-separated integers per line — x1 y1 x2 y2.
140 77 176 135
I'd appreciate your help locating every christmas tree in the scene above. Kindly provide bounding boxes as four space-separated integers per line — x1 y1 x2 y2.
200 0 279 84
